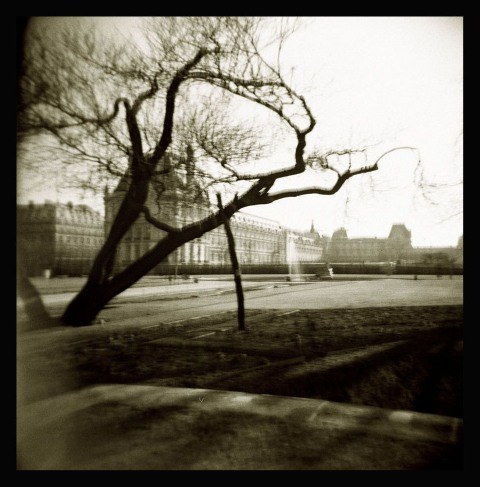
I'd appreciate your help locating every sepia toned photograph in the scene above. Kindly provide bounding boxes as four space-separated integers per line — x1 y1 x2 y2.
16 16 463 470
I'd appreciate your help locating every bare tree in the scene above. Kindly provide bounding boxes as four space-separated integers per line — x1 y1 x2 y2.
217 194 245 331
18 17 418 326
17 17 56 332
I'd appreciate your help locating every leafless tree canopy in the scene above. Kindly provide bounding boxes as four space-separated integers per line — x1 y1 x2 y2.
18 17 418 326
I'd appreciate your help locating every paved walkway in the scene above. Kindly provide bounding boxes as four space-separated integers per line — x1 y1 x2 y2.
19 275 463 308
17 384 463 470
18 279 299 308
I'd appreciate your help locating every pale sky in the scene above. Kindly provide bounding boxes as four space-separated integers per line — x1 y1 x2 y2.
17 16 463 247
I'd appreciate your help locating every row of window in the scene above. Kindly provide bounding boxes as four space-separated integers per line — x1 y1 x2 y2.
120 239 214 265
56 225 103 236
211 235 279 251
210 251 280 265
19 208 55 220
54 257 94 264
123 222 217 243
122 242 156 261
231 216 281 232
20 215 102 228
25 234 104 245
57 216 102 226
124 224 152 241
57 235 103 245
331 248 383 255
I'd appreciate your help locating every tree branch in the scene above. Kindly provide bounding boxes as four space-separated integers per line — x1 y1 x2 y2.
141 206 182 233
252 146 420 205
188 72 316 135
30 97 128 132
131 75 159 114
123 100 144 164
148 48 211 166
254 165 378 204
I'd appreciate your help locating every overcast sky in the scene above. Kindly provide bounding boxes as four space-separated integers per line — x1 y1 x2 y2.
17 16 463 247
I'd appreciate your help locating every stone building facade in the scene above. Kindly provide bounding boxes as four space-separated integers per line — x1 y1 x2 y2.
18 188 462 278
104 152 213 273
105 150 462 272
209 212 284 265
21 151 457 278
208 218 326 266
104 152 327 273
326 224 413 263
17 201 104 276
325 224 462 266
284 223 328 265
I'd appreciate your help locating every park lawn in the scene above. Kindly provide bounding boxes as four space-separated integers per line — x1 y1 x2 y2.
17 305 463 418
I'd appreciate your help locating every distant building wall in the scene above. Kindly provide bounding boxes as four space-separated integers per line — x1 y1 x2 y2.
17 201 104 277
325 224 461 266
209 212 285 266
18 194 462 277
104 152 329 274
327 234 387 263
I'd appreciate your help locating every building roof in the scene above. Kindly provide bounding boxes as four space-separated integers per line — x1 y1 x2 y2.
388 224 411 240
109 152 205 205
332 227 348 239
17 201 103 226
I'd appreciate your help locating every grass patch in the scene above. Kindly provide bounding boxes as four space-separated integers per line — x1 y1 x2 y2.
17 305 463 417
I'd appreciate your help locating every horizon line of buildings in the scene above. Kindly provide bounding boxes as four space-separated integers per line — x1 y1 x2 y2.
17 198 463 277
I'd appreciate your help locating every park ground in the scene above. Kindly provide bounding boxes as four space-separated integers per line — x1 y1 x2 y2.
17 275 464 470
